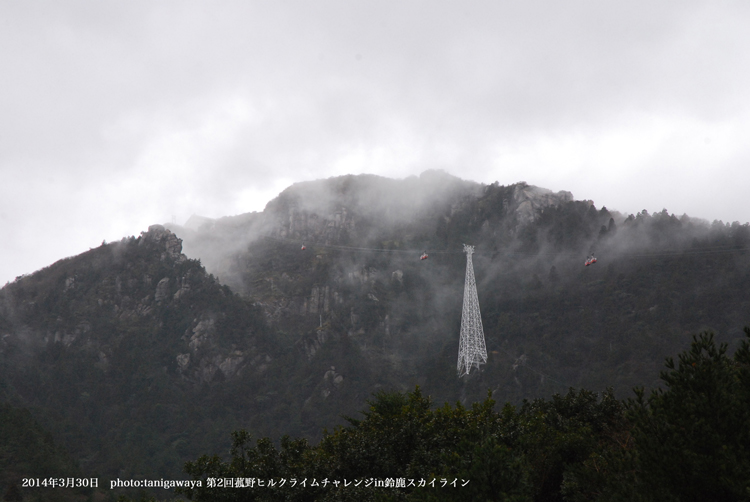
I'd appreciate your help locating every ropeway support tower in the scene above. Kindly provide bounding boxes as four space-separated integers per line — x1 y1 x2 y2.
457 244 487 377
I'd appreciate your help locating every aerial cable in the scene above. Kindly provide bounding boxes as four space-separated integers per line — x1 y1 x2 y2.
621 246 750 258
263 235 736 388
263 235 750 261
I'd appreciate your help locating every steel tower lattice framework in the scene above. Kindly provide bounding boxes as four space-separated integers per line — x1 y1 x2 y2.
457 244 487 377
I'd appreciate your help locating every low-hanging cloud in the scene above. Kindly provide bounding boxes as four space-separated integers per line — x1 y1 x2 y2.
2 0 750 284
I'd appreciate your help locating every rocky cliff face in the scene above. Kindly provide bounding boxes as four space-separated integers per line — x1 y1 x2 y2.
0 225 271 387
162 173 750 410
168 172 573 294
157 173 584 394
513 183 574 226
0 224 278 478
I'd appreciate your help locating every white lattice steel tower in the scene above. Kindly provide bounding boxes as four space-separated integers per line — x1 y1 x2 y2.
457 244 487 377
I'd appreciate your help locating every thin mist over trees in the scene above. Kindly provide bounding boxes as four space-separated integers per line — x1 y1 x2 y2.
1 172 749 496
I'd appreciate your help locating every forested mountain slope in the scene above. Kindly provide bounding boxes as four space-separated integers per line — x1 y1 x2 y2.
170 170 750 407
0 403 87 501
0 226 276 480
1 170 748 486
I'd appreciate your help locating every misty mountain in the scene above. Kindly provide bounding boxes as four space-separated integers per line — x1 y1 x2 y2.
168 170 750 401
0 226 276 479
1 170 749 485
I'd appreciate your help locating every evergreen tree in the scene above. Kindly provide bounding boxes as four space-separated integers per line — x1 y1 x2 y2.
623 329 750 501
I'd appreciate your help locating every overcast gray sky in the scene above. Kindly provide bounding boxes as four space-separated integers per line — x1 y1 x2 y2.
2 1 750 284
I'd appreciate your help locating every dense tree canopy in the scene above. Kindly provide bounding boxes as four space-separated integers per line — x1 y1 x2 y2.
171 328 750 502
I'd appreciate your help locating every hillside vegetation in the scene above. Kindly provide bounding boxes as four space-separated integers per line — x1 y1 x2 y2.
1 171 749 496
139 329 750 501
171 170 750 407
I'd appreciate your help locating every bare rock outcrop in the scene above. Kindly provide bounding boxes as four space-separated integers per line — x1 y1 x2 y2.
154 278 170 302
142 225 187 263
513 184 573 225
